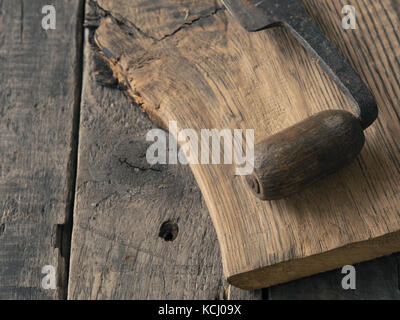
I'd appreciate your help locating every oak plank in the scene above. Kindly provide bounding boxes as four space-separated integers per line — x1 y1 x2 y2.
67 2 261 299
0 0 84 299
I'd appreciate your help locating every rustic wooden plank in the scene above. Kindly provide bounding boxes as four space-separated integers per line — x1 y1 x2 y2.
270 254 400 300
67 2 261 299
91 0 400 290
0 0 84 299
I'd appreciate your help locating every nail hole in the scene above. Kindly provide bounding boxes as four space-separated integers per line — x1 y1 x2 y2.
159 220 179 242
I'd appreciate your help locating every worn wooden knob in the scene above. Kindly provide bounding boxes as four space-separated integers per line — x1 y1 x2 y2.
247 110 365 200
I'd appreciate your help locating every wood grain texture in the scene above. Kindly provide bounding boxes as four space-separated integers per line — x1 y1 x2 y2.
93 0 220 41
91 0 400 289
67 2 261 299
0 0 84 299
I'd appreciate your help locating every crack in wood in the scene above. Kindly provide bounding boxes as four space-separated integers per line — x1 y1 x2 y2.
90 0 224 42
118 157 163 173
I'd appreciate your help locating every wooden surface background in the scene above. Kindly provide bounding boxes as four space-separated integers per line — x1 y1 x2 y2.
1 0 400 299
91 0 400 289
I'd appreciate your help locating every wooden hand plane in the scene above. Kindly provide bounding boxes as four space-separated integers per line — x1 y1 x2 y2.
223 0 378 200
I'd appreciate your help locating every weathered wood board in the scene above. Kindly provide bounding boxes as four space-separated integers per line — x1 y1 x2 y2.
91 0 400 289
270 253 400 300
0 0 84 299
67 2 261 299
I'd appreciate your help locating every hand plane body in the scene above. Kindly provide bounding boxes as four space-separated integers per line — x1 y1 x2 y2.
223 0 378 200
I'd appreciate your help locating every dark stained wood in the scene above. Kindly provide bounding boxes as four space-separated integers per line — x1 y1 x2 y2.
0 0 84 299
270 254 400 300
67 2 262 299
91 0 400 290
250 110 365 200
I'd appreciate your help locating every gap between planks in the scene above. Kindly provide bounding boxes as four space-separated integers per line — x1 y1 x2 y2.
60 0 86 300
